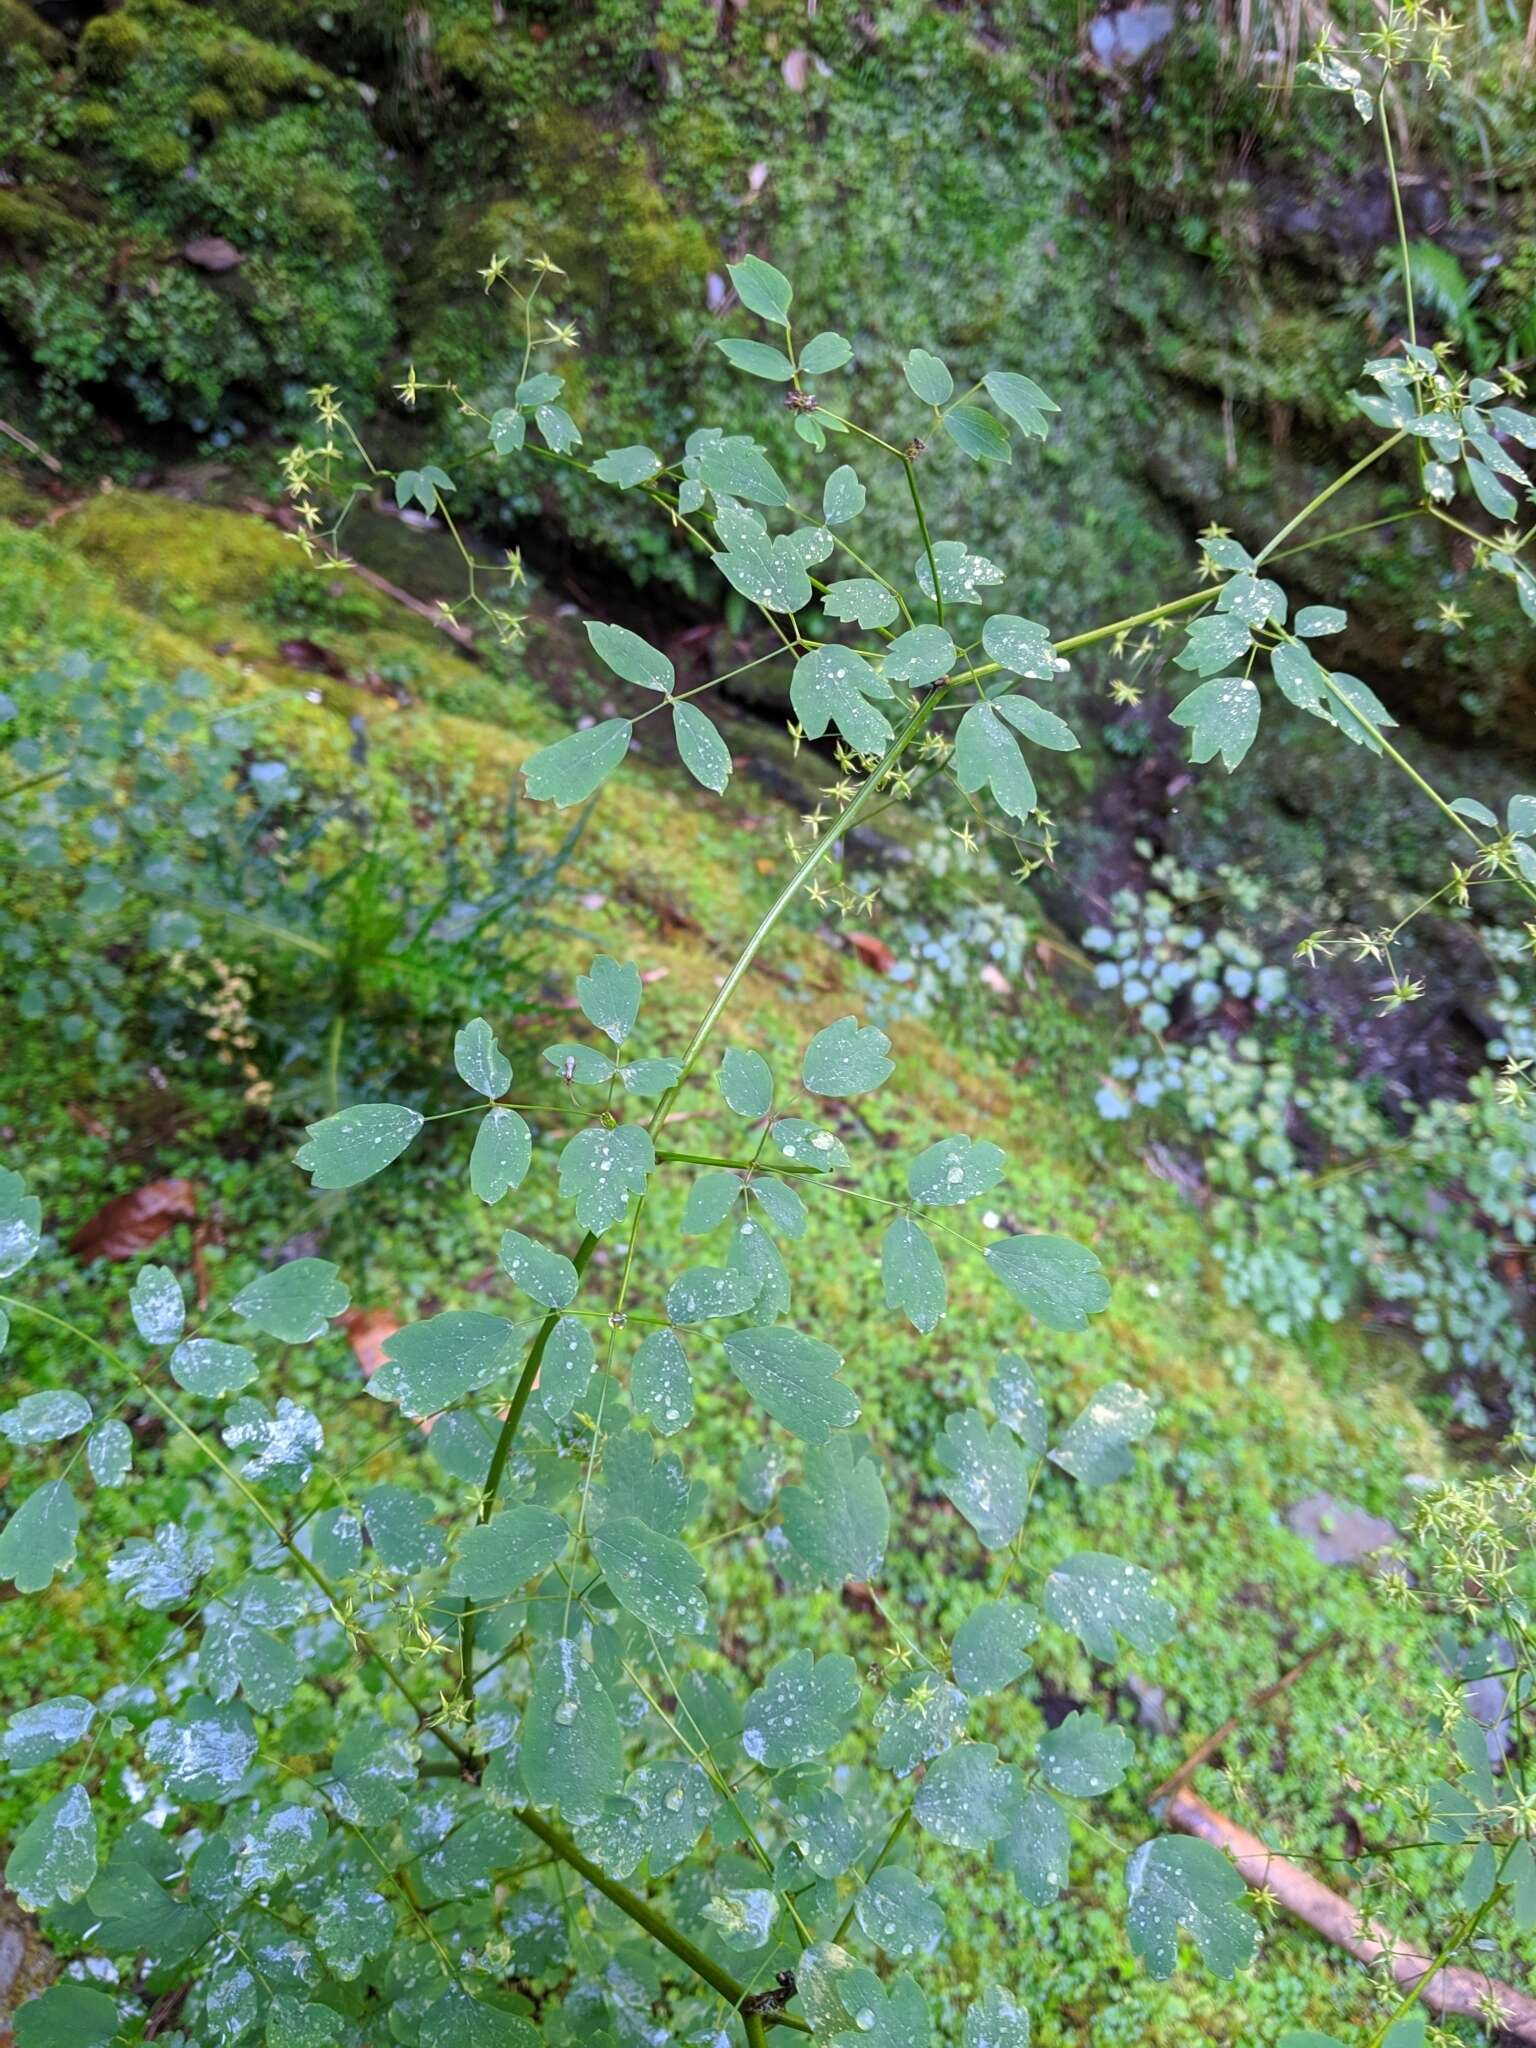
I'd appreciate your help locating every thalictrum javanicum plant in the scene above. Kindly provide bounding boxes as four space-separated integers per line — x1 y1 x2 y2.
7 17 1536 2046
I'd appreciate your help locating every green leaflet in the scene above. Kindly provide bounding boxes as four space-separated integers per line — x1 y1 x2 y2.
953 703 1036 822
591 1514 709 1637
719 1046 774 1118
266 1996 344 2047
875 1670 968 1777
557 1123 655 1235
499 1228 578 1309
803 1014 894 1096
945 405 1011 464
0 1390 90 1446
673 700 732 794
716 339 796 380
781 1436 889 1584
951 1598 1039 1697
314 1880 393 1979
395 463 453 515
13 1984 119 2048
666 1264 756 1324
457 1505 568 1601
984 369 1059 436
539 1317 596 1421
1 1694 94 1770
772 1116 849 1169
1036 1710 1133 1797
962 1988 1031 2048
684 1169 741 1236
921 540 1003 602
521 1637 624 1822
823 464 866 525
420 1988 540 2048
1124 1835 1258 1979
1174 613 1252 677
129 1263 184 1345
1050 1381 1154 1487
984 1232 1109 1331
908 1134 1006 1207
698 438 790 507
363 1484 446 1572
713 533 813 612
792 646 897 756
981 613 1063 682
231 1258 348 1344
534 402 582 453
996 1786 1071 1904
543 1040 615 1085
294 1102 423 1189
856 1866 946 1959
489 407 525 454
169 1338 258 1397
723 1325 858 1443
6 1784 98 1909
1043 1552 1175 1661
882 1216 946 1334
471 1107 532 1204
0 1168 41 1280
729 253 793 324
631 1327 694 1435
742 1649 860 1767
592 444 662 489
330 1724 416 1825
1295 604 1346 638
585 621 674 692
905 347 954 406
800 330 854 374
366 1309 516 1418
1171 675 1261 772
454 1015 514 1097
1271 641 1327 712
0 1480 80 1593
824 579 901 630
884 625 955 685
934 1411 1032 1550
992 1354 1049 1456
913 1742 1019 1849
578 954 641 1045
993 694 1078 752
522 718 632 807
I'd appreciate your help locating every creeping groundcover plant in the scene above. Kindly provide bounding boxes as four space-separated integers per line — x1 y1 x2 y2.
8 17 1536 2047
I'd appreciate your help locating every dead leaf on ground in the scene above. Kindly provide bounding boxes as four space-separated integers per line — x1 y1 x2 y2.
846 931 896 975
338 1307 401 1381
71 1179 197 1261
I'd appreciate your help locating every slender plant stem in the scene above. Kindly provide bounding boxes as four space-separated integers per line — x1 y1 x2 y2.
510 1804 811 2031
1253 430 1408 567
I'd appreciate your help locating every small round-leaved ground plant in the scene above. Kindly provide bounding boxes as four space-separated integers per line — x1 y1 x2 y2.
8 19 1536 2046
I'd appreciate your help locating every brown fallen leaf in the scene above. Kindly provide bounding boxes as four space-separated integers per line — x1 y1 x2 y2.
71 1179 197 1262
846 931 896 975
338 1307 401 1381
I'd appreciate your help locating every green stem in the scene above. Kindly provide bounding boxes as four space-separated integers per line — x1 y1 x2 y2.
1360 1844 1511 2048
1253 430 1408 568
510 1805 811 2031
903 458 943 626
831 1806 912 1945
